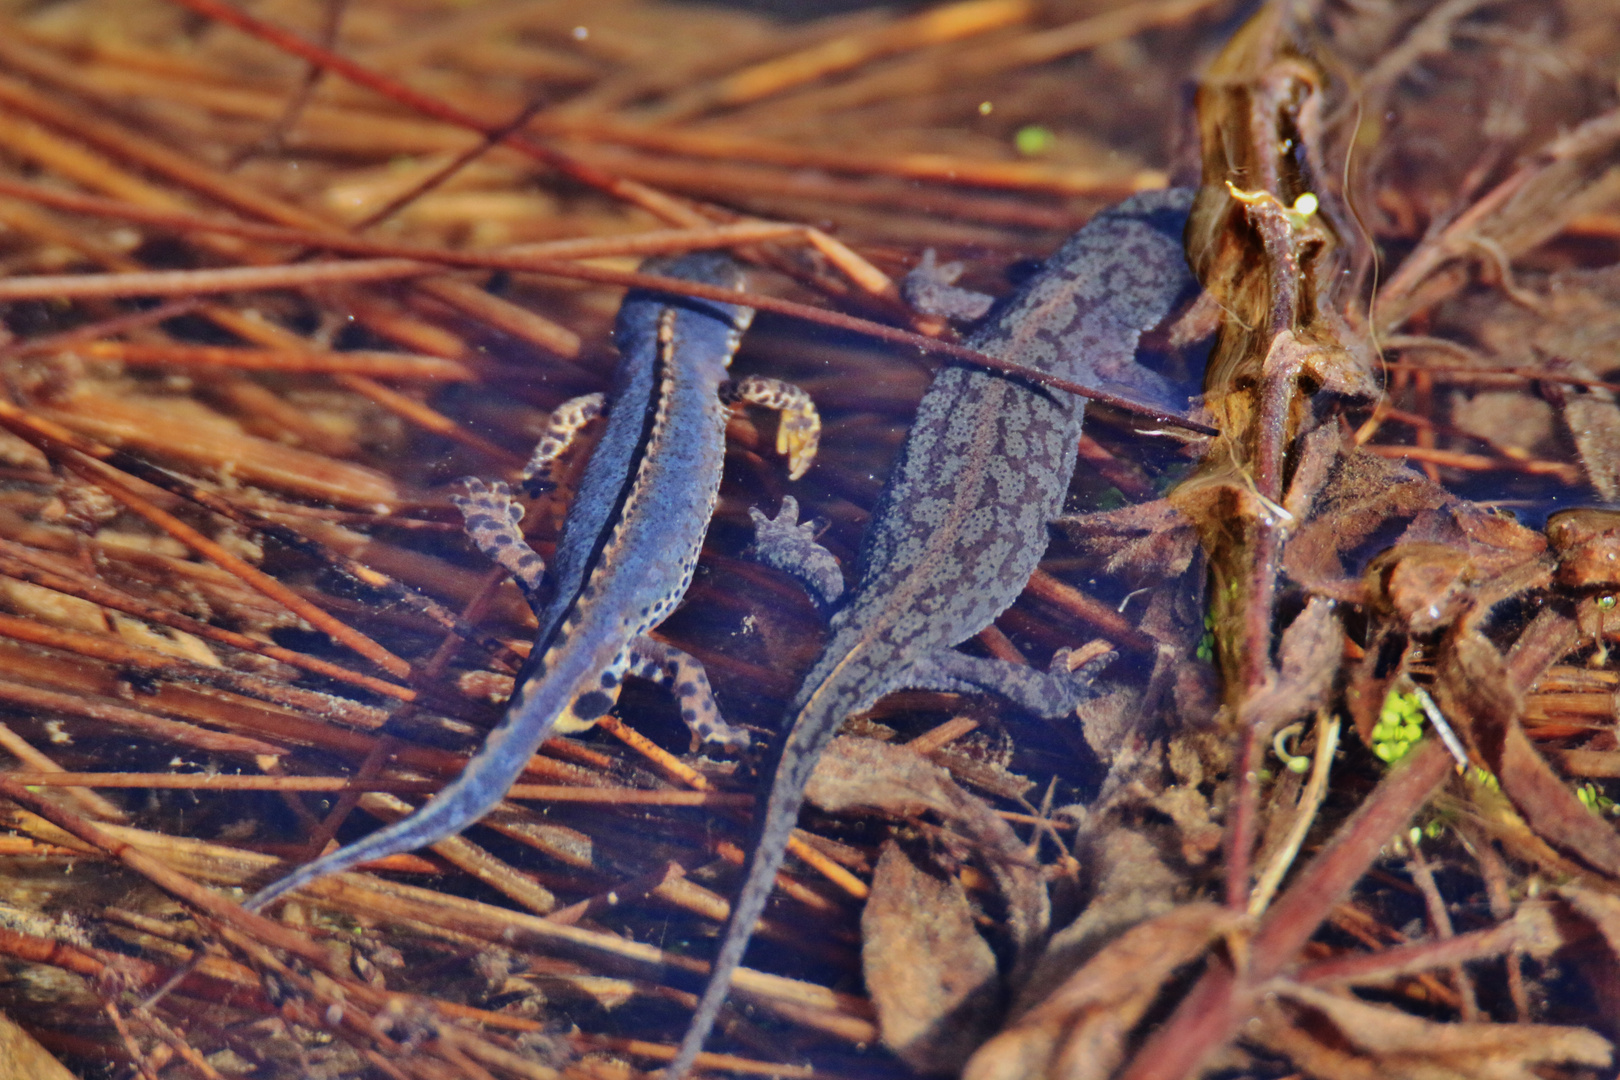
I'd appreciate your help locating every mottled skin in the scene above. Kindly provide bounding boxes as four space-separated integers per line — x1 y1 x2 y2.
245 252 818 914
667 190 1198 1077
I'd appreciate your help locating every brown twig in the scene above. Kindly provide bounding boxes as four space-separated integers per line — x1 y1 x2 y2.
0 258 1217 435
163 0 709 227
1117 740 1455 1080
2 773 754 806
0 538 413 701
0 407 411 677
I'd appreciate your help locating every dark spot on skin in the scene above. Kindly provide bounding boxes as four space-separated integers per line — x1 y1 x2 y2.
492 534 512 547
573 690 614 719
600 671 618 688
676 682 696 697
682 708 696 722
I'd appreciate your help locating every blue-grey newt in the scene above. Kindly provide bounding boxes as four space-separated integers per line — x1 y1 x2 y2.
666 188 1199 1076
244 251 819 914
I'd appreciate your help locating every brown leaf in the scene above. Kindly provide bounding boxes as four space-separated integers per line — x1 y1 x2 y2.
1555 884 1620 1038
806 736 1049 981
861 839 1001 1073
1147 784 1223 868
805 734 975 820
1547 507 1620 588
1397 501 1548 580
1453 265 1620 379
1436 623 1620 879
1449 389 1558 460
1282 444 1451 594
1073 685 1146 766
1543 367 1620 501
1255 980 1612 1080
1012 823 1184 1015
1057 499 1199 582
963 903 1241 1080
1561 883 1620 955
1364 542 1478 633
1238 596 1345 739
1362 504 1548 634
1280 420 1348 521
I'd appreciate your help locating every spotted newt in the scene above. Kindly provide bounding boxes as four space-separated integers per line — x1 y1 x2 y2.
666 189 1199 1076
244 251 819 914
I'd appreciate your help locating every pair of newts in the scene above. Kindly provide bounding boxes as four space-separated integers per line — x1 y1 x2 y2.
244 189 1201 1076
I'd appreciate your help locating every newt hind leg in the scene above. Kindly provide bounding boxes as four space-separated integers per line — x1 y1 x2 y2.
628 636 750 752
454 395 610 611
904 646 1113 719
452 479 548 616
523 391 606 494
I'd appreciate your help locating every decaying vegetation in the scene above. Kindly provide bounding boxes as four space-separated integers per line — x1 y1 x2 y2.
0 0 1618 1077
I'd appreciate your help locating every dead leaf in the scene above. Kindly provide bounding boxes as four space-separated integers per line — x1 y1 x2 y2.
1057 499 1199 582
1012 822 1184 1015
1364 542 1479 633
1147 785 1223 868
1560 883 1620 954
1454 265 1620 378
1254 980 1612 1080
806 736 1049 984
861 839 1001 1073
1546 507 1620 588
1282 444 1452 595
1360 503 1549 633
1397 501 1548 580
1073 686 1145 766
1436 621 1620 879
1238 596 1345 739
963 903 1241 1080
1539 363 1620 500
1449 389 1557 459
1554 884 1620 1038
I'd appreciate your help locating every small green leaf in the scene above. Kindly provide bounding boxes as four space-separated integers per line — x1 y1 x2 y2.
1014 124 1055 156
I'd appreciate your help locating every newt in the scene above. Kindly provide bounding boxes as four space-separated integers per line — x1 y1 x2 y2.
244 251 819 914
667 188 1199 1076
